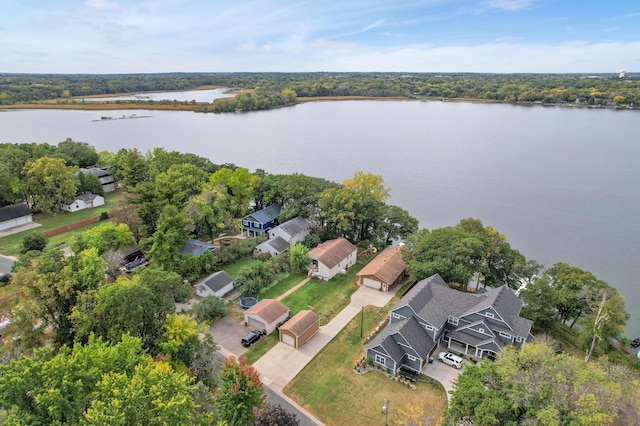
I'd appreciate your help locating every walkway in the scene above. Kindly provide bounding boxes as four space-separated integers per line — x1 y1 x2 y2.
0 254 17 275
253 286 394 390
277 278 310 300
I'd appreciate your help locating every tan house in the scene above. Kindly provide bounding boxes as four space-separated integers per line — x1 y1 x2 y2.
279 310 320 349
308 238 357 280
356 246 406 292
244 299 290 334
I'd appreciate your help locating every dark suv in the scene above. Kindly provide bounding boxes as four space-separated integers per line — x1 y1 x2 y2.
241 330 265 347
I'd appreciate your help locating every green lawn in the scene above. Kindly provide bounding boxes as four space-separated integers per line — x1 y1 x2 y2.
285 302 447 426
223 257 260 279
243 333 279 365
259 272 306 300
0 191 124 256
281 263 364 325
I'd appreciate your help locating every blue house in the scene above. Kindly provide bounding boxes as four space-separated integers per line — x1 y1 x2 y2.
241 204 281 237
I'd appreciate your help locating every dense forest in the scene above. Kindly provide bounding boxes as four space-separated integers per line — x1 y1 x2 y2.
1 72 639 108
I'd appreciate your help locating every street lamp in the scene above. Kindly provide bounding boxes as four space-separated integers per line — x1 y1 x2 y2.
382 399 389 426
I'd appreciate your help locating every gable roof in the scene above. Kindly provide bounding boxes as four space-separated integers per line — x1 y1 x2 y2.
245 299 289 324
243 204 281 225
200 270 234 293
0 204 32 222
76 193 101 203
179 239 218 256
80 167 111 178
308 238 357 269
280 310 319 336
357 246 406 283
367 316 435 361
256 236 289 254
394 274 532 337
274 216 309 238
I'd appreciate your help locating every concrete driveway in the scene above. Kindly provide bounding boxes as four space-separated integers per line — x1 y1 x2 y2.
207 316 251 358
422 347 466 399
254 286 394 391
0 255 16 275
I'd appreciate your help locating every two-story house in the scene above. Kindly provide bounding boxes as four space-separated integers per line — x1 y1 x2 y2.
366 274 533 374
241 204 282 238
255 216 311 256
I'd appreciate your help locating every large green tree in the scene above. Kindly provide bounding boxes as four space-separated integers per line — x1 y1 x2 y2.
55 138 99 167
209 167 260 217
24 156 78 213
149 204 190 269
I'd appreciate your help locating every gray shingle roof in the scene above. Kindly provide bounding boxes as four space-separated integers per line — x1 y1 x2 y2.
243 204 281 225
180 239 218 256
367 316 435 362
275 216 309 238
76 193 100 203
0 204 32 222
201 270 234 293
256 236 289 254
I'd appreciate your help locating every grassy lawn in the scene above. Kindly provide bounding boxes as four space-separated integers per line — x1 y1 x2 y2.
223 257 260 279
243 333 279 365
259 272 306 300
281 263 363 325
0 191 125 256
285 303 447 426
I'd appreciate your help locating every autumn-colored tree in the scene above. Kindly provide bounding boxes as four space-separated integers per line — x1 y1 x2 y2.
217 356 265 426
255 404 300 426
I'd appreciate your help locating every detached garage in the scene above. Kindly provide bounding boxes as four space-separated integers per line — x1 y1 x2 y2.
0 204 33 232
244 299 289 335
279 310 320 349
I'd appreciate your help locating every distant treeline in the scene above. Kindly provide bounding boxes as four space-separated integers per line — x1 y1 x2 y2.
1 72 639 107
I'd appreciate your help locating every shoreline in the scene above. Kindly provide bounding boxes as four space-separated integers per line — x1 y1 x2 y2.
1 93 637 112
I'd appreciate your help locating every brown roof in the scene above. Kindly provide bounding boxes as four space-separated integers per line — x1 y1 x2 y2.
245 299 289 323
308 238 357 269
356 246 406 284
280 310 320 336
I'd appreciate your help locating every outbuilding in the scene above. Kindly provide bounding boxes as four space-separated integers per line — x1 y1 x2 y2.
244 299 289 335
194 270 234 298
279 310 320 349
0 204 33 232
356 246 406 292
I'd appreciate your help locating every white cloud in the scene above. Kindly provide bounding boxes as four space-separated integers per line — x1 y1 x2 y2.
85 0 119 10
361 19 385 33
486 0 532 11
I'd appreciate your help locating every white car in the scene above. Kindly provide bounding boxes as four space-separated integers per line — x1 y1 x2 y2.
437 351 463 369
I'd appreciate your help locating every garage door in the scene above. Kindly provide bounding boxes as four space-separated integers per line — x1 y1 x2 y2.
363 277 381 289
282 333 295 347
247 317 265 331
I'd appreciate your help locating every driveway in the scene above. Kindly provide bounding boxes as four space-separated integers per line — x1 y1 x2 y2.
253 286 395 391
422 346 467 399
0 254 16 275
207 316 250 358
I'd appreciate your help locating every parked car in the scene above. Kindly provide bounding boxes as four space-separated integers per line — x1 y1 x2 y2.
241 330 265 347
437 351 463 369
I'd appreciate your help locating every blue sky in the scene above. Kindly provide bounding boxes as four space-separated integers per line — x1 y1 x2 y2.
1 0 639 73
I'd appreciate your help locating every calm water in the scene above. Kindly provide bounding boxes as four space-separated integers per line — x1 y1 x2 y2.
79 88 234 102
1 101 639 337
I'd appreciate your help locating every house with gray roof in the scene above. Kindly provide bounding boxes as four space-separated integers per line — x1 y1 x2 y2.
80 167 116 192
0 204 33 232
241 204 282 237
60 193 105 212
255 216 311 256
194 270 234 298
366 274 533 374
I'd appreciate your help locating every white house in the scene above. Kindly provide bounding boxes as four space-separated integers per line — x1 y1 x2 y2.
308 238 357 280
194 271 234 298
256 216 311 257
0 204 33 232
60 193 105 212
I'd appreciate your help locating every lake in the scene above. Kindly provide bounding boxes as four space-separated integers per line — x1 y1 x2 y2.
1 100 639 338
78 87 234 102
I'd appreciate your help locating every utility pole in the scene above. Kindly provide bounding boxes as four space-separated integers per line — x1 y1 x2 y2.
360 306 364 338
382 399 389 426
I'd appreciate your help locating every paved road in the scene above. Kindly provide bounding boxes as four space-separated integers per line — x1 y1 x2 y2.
0 255 16 275
264 386 323 426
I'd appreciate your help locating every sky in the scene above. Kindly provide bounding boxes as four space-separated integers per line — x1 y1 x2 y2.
1 0 639 73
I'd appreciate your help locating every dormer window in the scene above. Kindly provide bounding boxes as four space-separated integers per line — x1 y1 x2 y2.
447 316 459 326
485 312 494 319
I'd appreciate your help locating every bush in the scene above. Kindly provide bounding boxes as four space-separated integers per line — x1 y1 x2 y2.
20 232 48 253
99 211 109 221
191 295 226 325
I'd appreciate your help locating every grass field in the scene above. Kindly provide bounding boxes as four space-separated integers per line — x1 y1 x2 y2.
0 191 125 256
285 302 447 426
281 264 364 325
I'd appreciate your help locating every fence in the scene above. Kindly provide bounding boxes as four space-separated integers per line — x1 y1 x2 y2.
43 216 101 237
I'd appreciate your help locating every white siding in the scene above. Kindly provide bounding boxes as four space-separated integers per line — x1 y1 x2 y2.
282 333 295 347
363 277 381 289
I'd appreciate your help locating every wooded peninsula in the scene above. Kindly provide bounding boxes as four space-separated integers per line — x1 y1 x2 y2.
1 72 639 112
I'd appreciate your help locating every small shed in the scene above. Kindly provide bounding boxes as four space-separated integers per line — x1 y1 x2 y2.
60 193 105 212
244 299 289 334
194 271 234 298
279 310 320 349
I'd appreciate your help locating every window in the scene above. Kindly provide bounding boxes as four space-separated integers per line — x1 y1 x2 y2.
242 220 249 226
425 325 434 331
375 354 386 365
478 327 485 334
392 312 404 320
515 336 523 343
500 332 511 339
407 355 417 362
485 312 494 319
447 316 459 326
